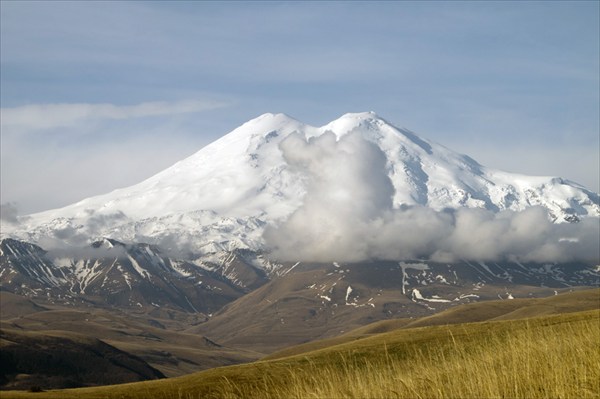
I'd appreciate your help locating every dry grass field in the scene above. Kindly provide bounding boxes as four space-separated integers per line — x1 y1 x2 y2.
2 289 598 399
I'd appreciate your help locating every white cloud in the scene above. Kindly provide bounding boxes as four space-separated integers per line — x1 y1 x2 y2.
0 100 230 130
263 131 599 263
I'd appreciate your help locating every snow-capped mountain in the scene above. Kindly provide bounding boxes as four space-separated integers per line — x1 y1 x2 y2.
2 112 599 256
3 112 598 376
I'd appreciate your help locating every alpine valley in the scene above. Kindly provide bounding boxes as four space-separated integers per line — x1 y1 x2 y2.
1 112 599 390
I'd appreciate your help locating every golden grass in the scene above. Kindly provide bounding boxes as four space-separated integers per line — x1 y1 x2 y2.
3 309 598 399
213 310 600 399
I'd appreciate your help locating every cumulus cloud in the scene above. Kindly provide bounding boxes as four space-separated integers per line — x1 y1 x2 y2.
263 132 600 263
0 99 230 130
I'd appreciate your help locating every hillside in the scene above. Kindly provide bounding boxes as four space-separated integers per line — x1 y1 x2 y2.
265 287 600 360
190 260 598 353
1 289 597 398
0 292 260 379
0 329 164 390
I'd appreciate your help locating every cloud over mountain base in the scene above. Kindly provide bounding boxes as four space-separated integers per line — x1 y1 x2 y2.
264 131 599 263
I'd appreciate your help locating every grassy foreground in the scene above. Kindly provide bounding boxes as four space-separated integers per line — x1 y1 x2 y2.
216 310 600 399
3 308 599 399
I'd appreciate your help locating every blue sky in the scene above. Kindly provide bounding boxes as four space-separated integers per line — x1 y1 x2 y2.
1 1 599 214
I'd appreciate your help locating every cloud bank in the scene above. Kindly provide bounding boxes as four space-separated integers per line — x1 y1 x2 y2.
0 100 229 130
263 132 599 263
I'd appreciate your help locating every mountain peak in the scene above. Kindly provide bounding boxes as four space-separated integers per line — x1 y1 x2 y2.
323 111 385 134
240 112 303 131
249 112 297 122
338 111 380 120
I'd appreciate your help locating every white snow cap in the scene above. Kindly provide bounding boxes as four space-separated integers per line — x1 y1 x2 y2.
4 112 598 263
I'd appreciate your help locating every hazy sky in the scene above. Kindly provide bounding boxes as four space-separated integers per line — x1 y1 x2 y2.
1 1 598 214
